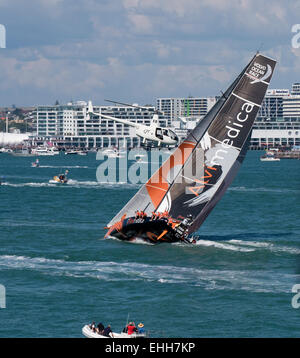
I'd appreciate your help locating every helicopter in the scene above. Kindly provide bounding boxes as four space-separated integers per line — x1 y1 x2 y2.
86 99 179 147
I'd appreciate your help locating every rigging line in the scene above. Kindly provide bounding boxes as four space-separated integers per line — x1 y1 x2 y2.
189 132 198 143
143 202 151 212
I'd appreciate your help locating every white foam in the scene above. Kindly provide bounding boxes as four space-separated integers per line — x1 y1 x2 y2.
1 180 140 189
1 182 56 187
229 186 300 194
228 239 300 255
39 165 89 169
0 254 293 293
228 240 271 248
194 240 255 252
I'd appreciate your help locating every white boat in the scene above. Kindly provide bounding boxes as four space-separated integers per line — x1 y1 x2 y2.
32 147 59 156
77 150 88 156
102 148 125 158
65 149 88 155
65 150 78 155
82 325 146 339
0 148 13 153
260 156 280 161
260 152 280 161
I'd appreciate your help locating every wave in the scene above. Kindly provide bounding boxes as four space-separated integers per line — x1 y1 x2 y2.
228 239 271 248
1 182 56 187
39 165 89 169
193 240 255 252
228 239 300 255
0 254 295 293
1 181 141 189
107 236 300 256
229 186 300 194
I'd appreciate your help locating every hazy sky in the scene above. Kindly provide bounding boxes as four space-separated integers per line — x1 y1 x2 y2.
0 0 299 106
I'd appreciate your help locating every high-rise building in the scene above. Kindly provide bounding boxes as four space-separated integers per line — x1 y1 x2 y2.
156 97 216 123
256 89 289 121
250 83 300 148
291 83 300 95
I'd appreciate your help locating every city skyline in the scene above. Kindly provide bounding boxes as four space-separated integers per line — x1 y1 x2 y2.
0 1 299 106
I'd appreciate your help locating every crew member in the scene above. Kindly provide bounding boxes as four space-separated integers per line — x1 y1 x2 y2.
137 323 145 334
127 322 138 335
103 324 114 338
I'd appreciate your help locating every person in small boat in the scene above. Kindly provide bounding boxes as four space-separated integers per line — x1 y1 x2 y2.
103 324 114 338
96 322 105 334
89 322 96 332
127 322 138 335
137 323 145 334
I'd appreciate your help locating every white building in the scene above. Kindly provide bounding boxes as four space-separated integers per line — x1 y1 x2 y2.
251 122 300 148
291 82 300 95
29 83 300 149
256 89 289 121
156 96 216 123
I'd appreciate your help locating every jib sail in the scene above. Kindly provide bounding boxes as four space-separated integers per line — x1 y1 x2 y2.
107 53 276 234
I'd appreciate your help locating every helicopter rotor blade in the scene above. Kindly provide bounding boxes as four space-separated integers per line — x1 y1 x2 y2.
104 99 146 110
104 99 165 116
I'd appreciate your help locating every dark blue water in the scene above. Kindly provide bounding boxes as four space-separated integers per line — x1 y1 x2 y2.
0 151 299 337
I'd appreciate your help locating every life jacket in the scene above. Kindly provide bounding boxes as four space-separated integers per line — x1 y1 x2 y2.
127 325 137 335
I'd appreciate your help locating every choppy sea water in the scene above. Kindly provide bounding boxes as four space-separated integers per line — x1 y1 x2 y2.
0 151 299 338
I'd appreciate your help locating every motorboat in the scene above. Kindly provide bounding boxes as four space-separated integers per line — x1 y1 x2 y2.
82 325 147 339
102 147 125 158
0 148 13 153
32 146 59 156
31 159 40 167
49 170 69 184
260 152 280 161
65 149 88 155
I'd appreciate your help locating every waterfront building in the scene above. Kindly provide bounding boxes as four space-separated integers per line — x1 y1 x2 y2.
256 89 289 121
27 83 300 150
156 96 216 123
291 82 300 95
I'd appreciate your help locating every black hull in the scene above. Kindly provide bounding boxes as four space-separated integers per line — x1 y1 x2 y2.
107 217 191 244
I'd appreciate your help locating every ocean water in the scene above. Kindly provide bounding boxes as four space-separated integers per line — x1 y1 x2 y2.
0 151 299 338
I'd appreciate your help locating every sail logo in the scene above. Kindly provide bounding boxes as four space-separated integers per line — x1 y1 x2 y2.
248 62 272 84
0 24 6 48
186 164 217 196
210 101 255 166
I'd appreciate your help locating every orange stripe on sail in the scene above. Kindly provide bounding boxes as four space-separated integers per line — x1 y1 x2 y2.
146 140 196 208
